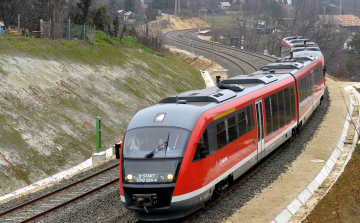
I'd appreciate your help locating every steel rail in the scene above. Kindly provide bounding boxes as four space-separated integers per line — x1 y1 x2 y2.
0 163 119 219
166 31 248 75
180 29 260 71
21 178 119 223
185 28 276 62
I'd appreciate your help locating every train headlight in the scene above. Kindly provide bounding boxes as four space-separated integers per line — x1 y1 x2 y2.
167 174 174 181
125 174 133 182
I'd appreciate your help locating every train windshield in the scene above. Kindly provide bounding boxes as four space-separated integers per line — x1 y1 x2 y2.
123 127 190 158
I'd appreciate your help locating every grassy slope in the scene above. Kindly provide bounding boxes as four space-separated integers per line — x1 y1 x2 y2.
199 15 235 27
0 33 205 195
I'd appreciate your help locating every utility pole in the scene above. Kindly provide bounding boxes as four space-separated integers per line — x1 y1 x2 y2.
178 0 181 15
96 116 101 153
212 17 214 65
68 19 71 40
340 0 342 15
175 0 177 16
205 10 207 25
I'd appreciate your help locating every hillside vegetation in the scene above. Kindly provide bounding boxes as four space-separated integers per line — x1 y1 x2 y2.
0 33 205 195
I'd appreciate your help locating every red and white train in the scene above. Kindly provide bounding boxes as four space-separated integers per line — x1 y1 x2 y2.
115 37 326 221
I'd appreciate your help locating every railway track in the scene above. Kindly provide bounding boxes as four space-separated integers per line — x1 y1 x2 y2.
185 29 275 63
0 163 119 222
166 30 248 75
165 29 276 77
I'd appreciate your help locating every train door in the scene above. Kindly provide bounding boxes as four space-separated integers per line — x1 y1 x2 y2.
255 99 265 161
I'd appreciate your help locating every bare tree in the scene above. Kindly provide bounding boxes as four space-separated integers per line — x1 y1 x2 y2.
0 0 22 28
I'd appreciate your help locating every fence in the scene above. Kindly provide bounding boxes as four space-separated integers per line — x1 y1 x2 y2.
42 20 96 42
5 29 22 36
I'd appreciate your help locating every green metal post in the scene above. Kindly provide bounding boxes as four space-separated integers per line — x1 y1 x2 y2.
265 40 268 51
96 116 101 153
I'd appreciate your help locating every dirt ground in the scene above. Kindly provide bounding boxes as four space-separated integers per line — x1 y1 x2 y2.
161 17 208 32
168 48 227 83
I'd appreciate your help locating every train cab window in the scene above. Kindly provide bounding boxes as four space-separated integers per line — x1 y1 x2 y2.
193 129 210 162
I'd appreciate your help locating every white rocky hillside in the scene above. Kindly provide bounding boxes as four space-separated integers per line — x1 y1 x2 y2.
0 47 204 196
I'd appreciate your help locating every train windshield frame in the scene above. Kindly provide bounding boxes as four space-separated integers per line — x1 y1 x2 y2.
122 127 190 159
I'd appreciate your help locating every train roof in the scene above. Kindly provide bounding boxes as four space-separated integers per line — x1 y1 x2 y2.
285 51 323 61
126 55 321 132
292 47 320 52
283 36 306 41
291 42 318 48
283 37 321 52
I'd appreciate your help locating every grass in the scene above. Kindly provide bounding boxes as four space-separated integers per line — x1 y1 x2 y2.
200 15 236 27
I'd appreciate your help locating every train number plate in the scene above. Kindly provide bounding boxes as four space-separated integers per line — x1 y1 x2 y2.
136 174 158 183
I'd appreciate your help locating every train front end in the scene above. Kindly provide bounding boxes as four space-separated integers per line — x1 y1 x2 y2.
117 103 203 221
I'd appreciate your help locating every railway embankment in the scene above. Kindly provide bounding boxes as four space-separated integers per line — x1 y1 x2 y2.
0 34 205 196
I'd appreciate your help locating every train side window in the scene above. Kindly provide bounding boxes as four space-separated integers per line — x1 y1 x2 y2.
247 105 254 131
238 110 247 137
290 85 296 120
308 74 312 98
308 74 311 93
299 74 311 113
271 93 280 132
278 90 286 128
193 129 210 162
228 116 237 143
207 122 217 154
284 87 292 124
299 79 304 103
264 96 272 136
316 66 323 85
216 121 227 149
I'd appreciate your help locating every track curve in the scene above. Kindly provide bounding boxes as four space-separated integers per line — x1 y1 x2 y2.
165 29 276 77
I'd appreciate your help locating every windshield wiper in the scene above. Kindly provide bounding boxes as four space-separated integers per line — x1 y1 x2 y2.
145 132 170 158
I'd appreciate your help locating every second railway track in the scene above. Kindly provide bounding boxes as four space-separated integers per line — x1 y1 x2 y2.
165 29 276 77
0 162 119 222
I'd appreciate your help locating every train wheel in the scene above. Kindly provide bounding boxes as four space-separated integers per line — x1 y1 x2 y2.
212 176 232 199
292 128 297 138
